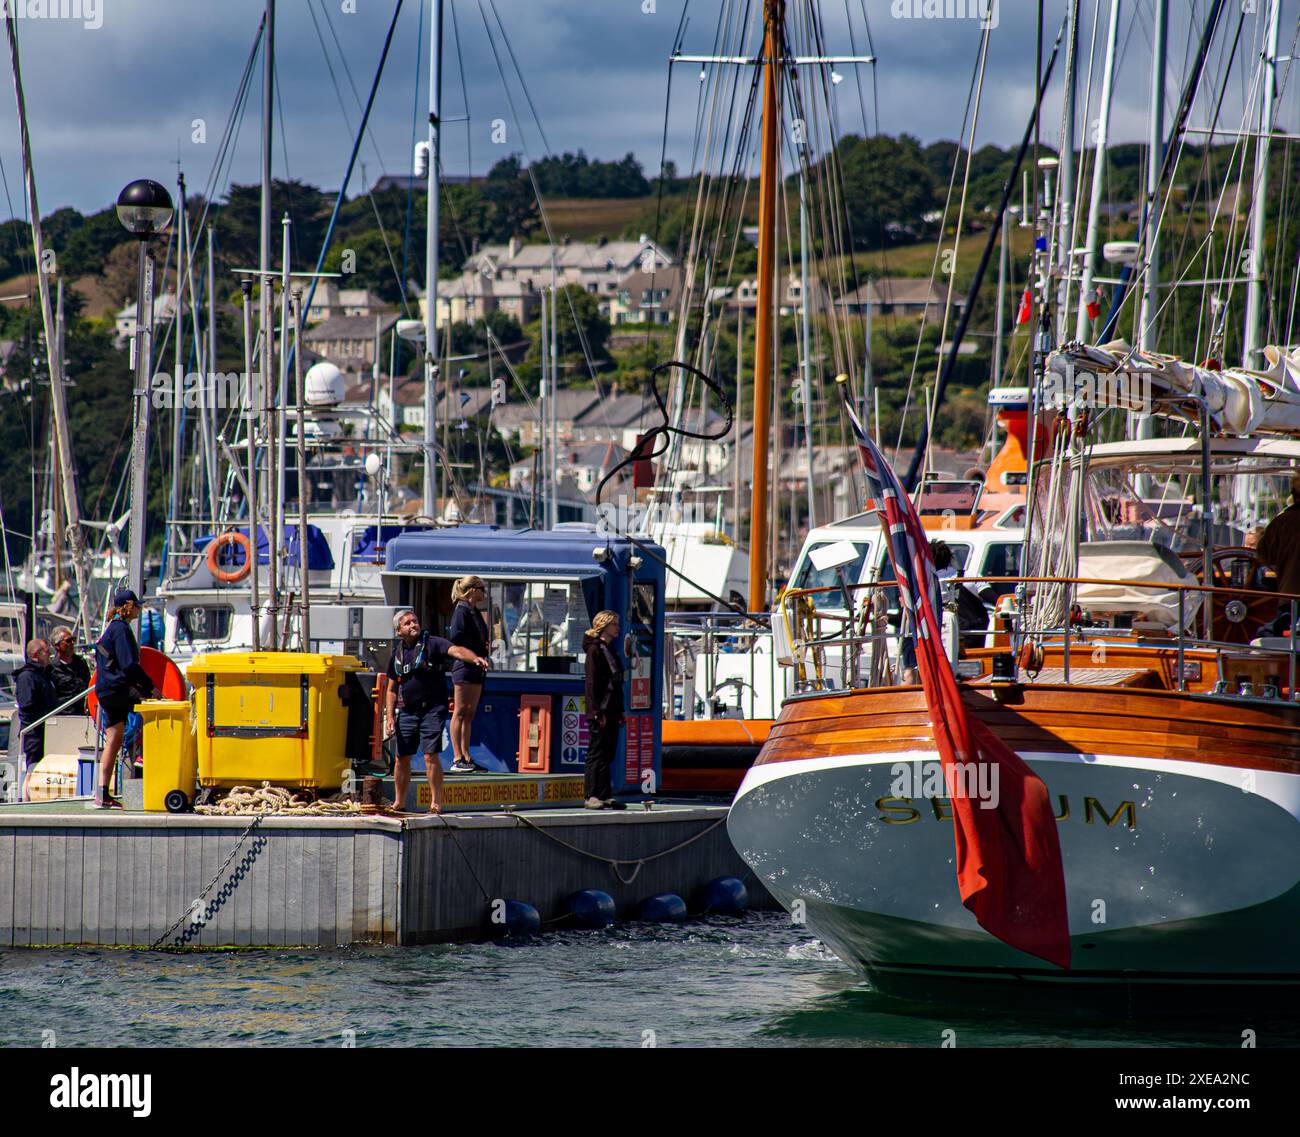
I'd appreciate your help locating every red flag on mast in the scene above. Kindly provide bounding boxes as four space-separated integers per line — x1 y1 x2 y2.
1016 288 1033 325
840 383 1070 969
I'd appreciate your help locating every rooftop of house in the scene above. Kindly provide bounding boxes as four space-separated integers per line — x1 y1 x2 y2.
302 313 400 341
618 264 685 306
835 277 960 307
469 236 674 274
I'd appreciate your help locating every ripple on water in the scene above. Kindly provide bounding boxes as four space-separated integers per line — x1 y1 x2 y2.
2 914 1294 1047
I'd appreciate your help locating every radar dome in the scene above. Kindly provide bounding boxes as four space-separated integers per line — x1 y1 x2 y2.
304 361 345 407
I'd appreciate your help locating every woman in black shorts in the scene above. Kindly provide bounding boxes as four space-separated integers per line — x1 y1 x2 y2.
447 575 489 773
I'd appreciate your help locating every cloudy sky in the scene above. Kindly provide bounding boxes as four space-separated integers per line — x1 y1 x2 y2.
0 0 1291 217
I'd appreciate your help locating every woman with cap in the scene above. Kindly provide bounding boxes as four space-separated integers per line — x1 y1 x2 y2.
582 610 626 810
92 590 161 809
447 576 490 773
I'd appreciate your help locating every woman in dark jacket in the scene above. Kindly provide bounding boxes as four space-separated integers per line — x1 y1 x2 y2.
447 575 490 773
582 610 625 810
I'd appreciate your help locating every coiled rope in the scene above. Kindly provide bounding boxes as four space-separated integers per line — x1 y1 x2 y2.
194 781 363 816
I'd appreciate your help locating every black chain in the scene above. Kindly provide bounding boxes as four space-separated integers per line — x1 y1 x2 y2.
150 813 269 950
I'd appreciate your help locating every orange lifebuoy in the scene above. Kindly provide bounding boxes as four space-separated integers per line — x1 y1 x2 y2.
207 530 253 583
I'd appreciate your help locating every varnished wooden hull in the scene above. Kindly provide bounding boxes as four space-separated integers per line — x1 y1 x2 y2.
727 684 1300 1006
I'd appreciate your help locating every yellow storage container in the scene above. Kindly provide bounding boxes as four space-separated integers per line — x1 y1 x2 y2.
140 700 198 812
187 652 365 791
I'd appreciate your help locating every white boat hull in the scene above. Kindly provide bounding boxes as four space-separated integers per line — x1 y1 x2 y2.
729 747 1300 1006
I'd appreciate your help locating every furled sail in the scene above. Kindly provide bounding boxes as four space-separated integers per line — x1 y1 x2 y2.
1047 341 1300 437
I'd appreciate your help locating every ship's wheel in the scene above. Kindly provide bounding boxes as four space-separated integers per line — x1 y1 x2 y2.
1180 547 1276 643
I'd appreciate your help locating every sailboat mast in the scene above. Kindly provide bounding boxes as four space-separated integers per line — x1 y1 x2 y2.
1138 0 1167 351
1243 0 1281 369
423 0 445 518
798 167 815 531
1055 0 1079 341
748 0 783 613
260 0 276 627
1076 0 1120 342
4 11 91 631
170 172 187 560
204 223 220 522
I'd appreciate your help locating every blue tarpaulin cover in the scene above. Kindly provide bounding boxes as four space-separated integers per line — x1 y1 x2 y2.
352 524 430 563
287 524 335 570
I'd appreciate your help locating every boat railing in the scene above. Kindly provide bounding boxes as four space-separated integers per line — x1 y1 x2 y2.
779 574 1300 700
663 610 781 721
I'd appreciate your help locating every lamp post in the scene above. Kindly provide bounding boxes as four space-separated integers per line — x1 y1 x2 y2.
117 178 173 609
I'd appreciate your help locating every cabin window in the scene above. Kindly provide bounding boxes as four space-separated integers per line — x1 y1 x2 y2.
789 541 871 610
485 579 590 673
177 605 233 643
0 612 23 656
980 542 1022 594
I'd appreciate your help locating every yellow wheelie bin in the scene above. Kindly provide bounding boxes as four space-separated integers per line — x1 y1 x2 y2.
187 652 365 792
140 699 199 812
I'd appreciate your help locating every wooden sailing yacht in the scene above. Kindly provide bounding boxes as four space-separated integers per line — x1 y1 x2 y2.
729 0 1300 1007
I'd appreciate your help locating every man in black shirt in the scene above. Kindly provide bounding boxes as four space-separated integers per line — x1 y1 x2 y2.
15 639 55 773
384 609 488 813
49 628 91 716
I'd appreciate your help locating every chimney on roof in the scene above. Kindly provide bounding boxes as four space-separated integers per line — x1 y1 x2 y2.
639 234 649 244
508 236 521 258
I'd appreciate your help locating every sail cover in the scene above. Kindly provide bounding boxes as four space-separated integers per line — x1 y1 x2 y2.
1048 342 1300 436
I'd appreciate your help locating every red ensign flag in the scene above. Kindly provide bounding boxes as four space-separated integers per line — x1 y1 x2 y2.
841 388 1070 969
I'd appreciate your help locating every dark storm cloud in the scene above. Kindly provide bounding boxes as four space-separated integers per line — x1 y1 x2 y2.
0 0 1286 217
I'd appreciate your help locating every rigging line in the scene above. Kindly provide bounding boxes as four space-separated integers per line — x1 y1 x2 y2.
472 7 619 439
1101 0 1235 347
308 0 358 135
594 358 752 617
1062 0 1098 332
401 0 425 299
449 0 472 178
319 0 390 175
188 15 265 260
484 0 554 155
289 0 406 366
367 182 412 316
892 26 986 459
272 59 302 267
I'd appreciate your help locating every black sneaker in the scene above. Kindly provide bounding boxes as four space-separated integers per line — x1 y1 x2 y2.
604 799 627 811
95 791 123 810
450 759 476 773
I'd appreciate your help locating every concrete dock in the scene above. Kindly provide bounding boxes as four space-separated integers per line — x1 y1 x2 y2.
0 800 758 948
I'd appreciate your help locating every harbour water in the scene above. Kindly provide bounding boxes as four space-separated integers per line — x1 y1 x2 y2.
3 913 1295 1048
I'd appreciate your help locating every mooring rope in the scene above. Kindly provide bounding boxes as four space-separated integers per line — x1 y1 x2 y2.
509 813 727 886
194 782 364 816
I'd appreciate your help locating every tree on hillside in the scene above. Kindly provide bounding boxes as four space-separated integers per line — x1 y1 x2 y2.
216 179 333 271
482 157 541 242
833 133 937 247
530 151 650 198
523 283 609 376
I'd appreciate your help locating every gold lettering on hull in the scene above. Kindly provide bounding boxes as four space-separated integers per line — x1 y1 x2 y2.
875 794 1137 830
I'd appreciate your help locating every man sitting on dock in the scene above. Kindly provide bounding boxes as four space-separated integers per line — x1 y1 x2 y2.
384 609 490 814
